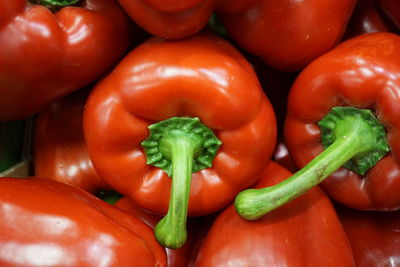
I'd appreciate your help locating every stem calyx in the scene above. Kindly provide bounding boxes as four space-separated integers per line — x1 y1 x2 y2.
141 117 221 249
235 106 389 221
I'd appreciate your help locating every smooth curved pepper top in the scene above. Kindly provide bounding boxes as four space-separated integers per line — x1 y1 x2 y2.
34 90 109 193
117 0 356 71
83 33 276 217
117 0 216 39
0 177 167 267
284 32 400 210
194 162 354 267
0 0 133 121
216 0 356 72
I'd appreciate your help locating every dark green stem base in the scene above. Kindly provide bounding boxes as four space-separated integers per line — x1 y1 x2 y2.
31 0 78 9
235 107 389 220
142 117 221 248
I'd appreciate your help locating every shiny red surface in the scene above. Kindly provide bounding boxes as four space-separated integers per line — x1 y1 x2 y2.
117 0 216 39
116 0 356 72
217 0 356 71
0 0 132 121
194 162 354 266
0 177 167 267
34 90 109 193
285 32 400 210
337 206 400 267
83 33 276 216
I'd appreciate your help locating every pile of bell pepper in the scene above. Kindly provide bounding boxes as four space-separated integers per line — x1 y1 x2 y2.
1 0 400 266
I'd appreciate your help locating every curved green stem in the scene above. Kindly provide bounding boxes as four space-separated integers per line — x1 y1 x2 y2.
142 117 221 248
154 134 195 249
235 107 389 220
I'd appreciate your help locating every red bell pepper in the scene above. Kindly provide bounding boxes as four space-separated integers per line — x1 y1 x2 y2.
0 0 134 121
117 0 217 39
0 176 167 266
216 0 356 72
115 197 209 267
234 32 400 221
337 205 400 266
34 90 109 193
117 0 356 72
83 33 277 248
194 162 355 266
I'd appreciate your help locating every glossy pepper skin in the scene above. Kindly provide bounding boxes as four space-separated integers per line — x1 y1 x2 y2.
337 205 400 267
117 0 217 39
216 0 356 72
194 162 354 267
117 0 355 72
284 32 400 210
0 177 167 267
34 90 109 193
84 33 276 248
0 0 133 121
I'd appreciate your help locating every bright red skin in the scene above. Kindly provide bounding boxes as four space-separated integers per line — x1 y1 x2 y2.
117 0 216 39
34 90 109 193
337 206 400 267
285 32 400 210
83 33 276 216
116 0 355 72
0 177 167 267
0 0 132 121
194 162 355 267
217 0 356 72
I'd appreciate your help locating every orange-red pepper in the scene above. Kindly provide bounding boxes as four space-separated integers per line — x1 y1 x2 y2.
234 32 400 221
0 177 167 266
84 33 276 248
34 90 108 193
117 0 217 39
283 32 400 211
216 0 356 71
194 162 355 266
0 0 133 121
116 0 356 72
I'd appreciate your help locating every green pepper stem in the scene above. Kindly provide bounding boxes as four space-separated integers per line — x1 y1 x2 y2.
154 135 195 249
142 117 221 249
235 107 389 220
